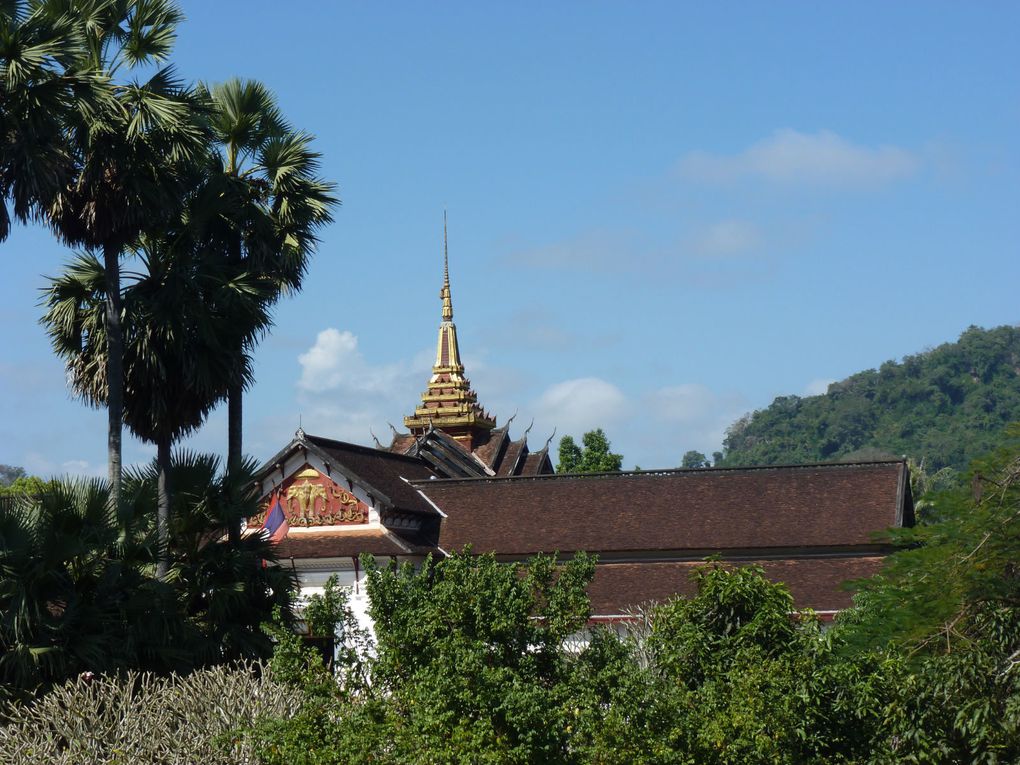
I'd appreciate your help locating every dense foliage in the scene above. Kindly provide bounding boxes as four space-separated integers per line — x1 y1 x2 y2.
719 325 1020 472
252 552 596 764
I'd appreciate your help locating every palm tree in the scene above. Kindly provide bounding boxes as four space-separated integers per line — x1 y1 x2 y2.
195 78 337 496
42 237 273 577
7 0 206 508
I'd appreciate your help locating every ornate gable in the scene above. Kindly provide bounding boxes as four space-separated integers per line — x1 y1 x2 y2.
263 465 369 528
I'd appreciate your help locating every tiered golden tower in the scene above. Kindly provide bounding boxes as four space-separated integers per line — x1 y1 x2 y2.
403 215 496 450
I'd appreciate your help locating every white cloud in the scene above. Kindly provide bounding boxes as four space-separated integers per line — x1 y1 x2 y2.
687 219 762 258
531 378 630 437
297 328 405 395
804 378 835 396
679 129 920 187
292 327 429 446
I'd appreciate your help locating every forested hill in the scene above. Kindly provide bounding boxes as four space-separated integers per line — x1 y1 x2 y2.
718 325 1020 472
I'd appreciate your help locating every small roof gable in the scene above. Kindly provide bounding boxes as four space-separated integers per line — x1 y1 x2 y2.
472 424 509 470
521 449 553 476
496 438 528 476
415 461 911 556
413 428 492 478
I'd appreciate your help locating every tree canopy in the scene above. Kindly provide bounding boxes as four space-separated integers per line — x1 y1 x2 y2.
557 428 624 473
680 450 711 469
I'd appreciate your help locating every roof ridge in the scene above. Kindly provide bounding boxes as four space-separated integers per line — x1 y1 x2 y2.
304 433 428 464
409 459 907 485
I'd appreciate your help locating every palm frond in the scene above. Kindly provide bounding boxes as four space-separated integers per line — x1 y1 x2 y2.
119 0 181 67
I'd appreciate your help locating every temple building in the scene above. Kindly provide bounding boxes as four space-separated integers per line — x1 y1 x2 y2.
252 227 913 626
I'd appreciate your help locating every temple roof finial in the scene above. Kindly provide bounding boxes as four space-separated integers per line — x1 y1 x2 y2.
441 210 453 321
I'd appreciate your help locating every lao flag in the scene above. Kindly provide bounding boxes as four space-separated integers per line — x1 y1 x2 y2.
262 498 289 542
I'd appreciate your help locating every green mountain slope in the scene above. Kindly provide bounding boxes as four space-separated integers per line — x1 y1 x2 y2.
718 325 1020 472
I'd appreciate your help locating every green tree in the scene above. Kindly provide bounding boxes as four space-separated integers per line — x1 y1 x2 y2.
681 450 710 468
368 551 595 763
556 434 582 473
139 451 297 662
0 453 296 702
0 474 55 497
833 429 1020 761
0 476 187 700
254 551 596 764
557 428 623 473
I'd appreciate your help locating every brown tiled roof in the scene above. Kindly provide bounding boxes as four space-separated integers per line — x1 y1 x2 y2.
419 461 910 556
586 556 885 614
275 528 427 559
305 434 440 515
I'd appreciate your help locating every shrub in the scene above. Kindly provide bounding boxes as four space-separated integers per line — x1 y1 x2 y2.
0 661 300 764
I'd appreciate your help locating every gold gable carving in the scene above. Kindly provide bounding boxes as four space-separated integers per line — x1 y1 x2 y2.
259 464 369 527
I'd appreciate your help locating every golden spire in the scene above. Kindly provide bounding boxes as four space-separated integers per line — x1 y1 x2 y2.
403 212 496 449
441 209 453 321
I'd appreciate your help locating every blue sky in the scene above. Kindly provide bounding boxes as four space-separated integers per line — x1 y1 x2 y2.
2 1 1018 474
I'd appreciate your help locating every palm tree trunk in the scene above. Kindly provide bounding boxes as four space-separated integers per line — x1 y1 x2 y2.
103 242 123 509
227 382 242 545
227 228 244 546
156 437 172 579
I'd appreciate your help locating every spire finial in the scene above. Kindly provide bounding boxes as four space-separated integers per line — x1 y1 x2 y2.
440 210 453 321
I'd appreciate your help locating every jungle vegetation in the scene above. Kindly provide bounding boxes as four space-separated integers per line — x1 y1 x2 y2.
718 325 1020 474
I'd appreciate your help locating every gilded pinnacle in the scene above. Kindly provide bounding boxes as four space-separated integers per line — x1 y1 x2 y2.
441 211 453 321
